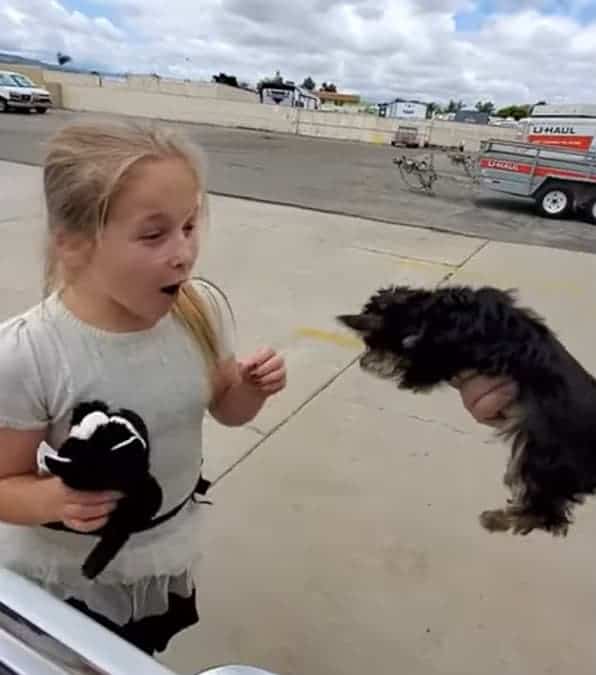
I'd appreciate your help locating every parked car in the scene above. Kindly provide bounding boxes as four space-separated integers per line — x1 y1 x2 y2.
0 567 279 675
0 70 52 114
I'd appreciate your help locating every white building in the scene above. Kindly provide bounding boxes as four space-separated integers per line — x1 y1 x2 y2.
259 82 320 110
381 99 428 120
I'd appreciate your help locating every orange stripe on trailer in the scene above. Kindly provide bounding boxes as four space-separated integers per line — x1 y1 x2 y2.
479 158 596 183
480 159 532 173
534 166 596 181
528 134 593 151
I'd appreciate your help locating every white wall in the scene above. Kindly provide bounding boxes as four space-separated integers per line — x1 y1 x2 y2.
297 110 400 144
51 73 520 149
297 112 519 149
427 119 521 151
43 71 257 102
60 85 296 134
111 75 257 102
43 70 100 87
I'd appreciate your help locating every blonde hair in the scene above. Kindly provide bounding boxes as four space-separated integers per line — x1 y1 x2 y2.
43 121 221 371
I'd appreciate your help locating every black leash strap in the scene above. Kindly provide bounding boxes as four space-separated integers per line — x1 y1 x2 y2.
43 474 212 536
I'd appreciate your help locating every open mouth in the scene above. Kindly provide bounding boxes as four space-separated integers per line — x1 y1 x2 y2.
160 283 183 296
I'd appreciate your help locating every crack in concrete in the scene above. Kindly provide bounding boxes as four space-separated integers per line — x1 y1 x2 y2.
403 413 472 436
347 245 459 269
399 413 497 445
211 354 362 487
212 233 494 486
439 239 490 284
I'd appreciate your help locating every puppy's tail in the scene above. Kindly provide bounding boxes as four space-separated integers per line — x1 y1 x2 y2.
82 529 130 580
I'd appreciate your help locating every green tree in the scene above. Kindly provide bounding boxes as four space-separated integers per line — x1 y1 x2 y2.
475 100 496 114
495 104 531 120
426 102 442 118
213 72 239 87
56 51 71 67
445 99 465 113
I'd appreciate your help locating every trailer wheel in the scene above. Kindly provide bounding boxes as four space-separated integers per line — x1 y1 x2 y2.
585 197 596 225
536 183 573 219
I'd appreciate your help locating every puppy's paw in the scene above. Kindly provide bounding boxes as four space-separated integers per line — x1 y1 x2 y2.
509 512 569 537
549 521 569 538
510 513 542 535
479 509 511 532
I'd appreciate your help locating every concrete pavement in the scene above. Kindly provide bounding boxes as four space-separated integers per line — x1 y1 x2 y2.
2 159 596 675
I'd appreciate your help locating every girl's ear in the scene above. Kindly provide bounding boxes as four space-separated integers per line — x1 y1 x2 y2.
54 228 94 269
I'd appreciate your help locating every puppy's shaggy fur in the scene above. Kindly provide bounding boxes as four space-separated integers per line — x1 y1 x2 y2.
338 284 596 536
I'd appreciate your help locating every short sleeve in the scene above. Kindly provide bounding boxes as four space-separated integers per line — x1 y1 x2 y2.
0 317 48 429
193 278 236 360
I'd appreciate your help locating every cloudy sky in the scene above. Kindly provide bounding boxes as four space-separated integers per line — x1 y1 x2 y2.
2 0 596 107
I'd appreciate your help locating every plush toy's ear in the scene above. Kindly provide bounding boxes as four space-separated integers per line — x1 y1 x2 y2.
115 408 149 446
337 313 383 334
43 444 73 479
45 454 73 474
71 400 110 427
71 411 109 441
37 440 71 476
109 416 147 451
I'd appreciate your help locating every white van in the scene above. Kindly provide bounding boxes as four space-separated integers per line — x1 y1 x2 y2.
0 70 52 113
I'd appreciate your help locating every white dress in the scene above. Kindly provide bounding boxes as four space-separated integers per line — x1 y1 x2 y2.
0 280 234 626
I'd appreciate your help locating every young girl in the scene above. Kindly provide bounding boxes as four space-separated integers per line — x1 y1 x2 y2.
0 122 286 655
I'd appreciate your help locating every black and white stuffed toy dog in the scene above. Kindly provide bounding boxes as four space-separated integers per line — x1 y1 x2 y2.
338 284 596 537
39 401 163 579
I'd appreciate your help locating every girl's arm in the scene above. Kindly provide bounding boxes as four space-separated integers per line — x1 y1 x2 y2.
0 427 121 530
209 357 267 427
0 427 52 524
209 348 287 427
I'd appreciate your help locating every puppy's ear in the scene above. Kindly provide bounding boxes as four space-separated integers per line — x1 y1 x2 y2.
337 313 383 334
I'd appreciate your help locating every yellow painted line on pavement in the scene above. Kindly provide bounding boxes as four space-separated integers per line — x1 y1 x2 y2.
294 327 363 349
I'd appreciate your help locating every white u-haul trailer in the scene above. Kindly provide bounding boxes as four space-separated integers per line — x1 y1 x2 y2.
477 138 596 222
524 103 596 152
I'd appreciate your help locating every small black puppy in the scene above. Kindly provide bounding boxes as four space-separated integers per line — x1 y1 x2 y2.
40 400 163 578
338 284 596 536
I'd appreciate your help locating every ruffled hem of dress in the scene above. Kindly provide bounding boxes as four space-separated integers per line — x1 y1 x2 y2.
8 563 197 625
0 500 207 625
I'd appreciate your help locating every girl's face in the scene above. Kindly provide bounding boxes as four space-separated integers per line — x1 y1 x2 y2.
65 156 201 331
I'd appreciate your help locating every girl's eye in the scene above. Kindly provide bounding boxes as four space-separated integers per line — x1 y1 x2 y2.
141 231 162 241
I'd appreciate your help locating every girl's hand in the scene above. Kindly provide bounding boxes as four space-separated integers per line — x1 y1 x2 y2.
239 347 287 397
41 476 123 532
451 370 518 427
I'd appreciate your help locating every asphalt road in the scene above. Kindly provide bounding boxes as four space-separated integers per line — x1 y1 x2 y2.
2 108 596 253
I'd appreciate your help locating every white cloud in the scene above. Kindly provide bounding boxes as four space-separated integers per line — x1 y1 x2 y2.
1 0 596 107
1 0 125 66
